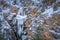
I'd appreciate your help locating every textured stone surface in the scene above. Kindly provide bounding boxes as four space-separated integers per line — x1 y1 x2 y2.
0 0 60 40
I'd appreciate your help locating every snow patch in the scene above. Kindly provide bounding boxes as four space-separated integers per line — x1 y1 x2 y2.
42 7 54 18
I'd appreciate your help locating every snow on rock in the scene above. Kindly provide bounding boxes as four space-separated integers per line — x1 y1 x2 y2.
0 0 60 40
54 7 60 14
2 9 10 13
56 0 60 3
49 30 60 36
42 7 54 18
32 0 43 3
1 17 11 29
7 13 16 20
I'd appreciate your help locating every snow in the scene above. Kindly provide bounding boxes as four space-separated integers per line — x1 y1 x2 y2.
42 7 54 18
30 6 36 9
22 35 27 40
0 0 60 40
16 6 27 25
2 20 11 29
12 18 16 24
7 14 13 20
32 0 42 3
12 5 20 8
2 9 10 13
16 15 27 19
49 30 60 35
11 13 16 15
54 7 60 14
0 15 4 21
56 0 60 3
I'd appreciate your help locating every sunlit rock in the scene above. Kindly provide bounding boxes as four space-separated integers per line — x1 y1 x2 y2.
11 6 18 14
25 18 31 27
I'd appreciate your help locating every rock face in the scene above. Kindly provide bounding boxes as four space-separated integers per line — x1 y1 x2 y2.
43 13 60 40
42 28 53 40
25 18 31 27
52 14 60 26
11 7 18 14
0 0 60 40
31 10 38 17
